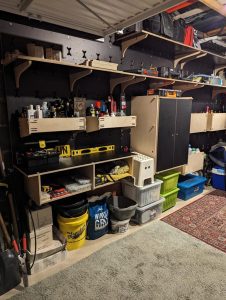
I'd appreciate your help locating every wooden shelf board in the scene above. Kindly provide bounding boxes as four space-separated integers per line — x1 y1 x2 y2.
94 181 116 190
14 152 134 177
3 55 226 90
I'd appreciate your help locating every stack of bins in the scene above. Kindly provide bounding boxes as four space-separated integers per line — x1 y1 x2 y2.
155 171 180 212
122 179 164 224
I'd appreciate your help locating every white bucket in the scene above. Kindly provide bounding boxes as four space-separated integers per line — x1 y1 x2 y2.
110 218 130 234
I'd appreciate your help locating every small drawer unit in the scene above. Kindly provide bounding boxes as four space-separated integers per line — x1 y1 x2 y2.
131 197 164 224
178 174 206 201
122 179 162 207
132 152 154 186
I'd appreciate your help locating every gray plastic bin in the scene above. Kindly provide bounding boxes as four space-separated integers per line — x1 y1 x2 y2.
122 179 163 207
107 196 137 221
131 197 164 224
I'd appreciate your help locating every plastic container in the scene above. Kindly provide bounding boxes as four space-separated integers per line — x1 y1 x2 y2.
107 196 138 221
155 170 180 194
178 174 206 200
110 218 130 234
57 199 87 218
161 188 179 212
57 211 88 251
211 166 226 191
131 197 164 225
122 179 162 207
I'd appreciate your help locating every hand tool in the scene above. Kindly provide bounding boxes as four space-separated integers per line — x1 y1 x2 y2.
12 234 28 287
0 212 11 247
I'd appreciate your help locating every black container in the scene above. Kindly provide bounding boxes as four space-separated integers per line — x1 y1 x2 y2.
107 196 137 221
57 199 88 218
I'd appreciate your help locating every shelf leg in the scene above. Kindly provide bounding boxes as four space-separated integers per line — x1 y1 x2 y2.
213 65 226 76
14 61 32 89
69 69 92 92
121 33 148 58
174 51 207 69
110 75 134 94
173 83 204 94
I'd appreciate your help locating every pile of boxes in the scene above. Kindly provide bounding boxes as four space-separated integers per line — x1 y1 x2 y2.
122 153 164 224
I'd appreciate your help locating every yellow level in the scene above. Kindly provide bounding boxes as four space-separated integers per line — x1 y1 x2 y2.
71 145 115 156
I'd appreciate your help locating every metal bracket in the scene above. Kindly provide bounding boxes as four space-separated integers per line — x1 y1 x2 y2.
173 83 204 94
214 65 226 76
1 53 19 66
149 79 175 90
69 69 92 92
121 76 146 93
110 75 134 94
174 51 207 69
121 33 148 58
14 61 32 89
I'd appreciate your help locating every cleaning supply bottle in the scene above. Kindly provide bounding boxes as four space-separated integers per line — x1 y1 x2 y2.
120 93 127 116
35 105 43 118
27 105 35 119
95 100 101 117
42 102 49 118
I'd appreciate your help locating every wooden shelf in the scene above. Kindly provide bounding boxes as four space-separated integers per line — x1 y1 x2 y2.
190 113 208 133
19 117 86 137
86 116 136 133
2 55 226 91
182 152 205 175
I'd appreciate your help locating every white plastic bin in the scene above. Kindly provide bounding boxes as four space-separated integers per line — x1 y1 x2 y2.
110 218 130 234
131 197 164 225
122 179 162 207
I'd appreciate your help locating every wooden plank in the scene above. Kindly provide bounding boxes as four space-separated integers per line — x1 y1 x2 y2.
86 116 136 132
190 113 208 133
207 113 226 131
182 152 205 175
200 0 226 17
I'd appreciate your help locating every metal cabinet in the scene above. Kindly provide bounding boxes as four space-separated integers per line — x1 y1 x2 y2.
131 96 192 172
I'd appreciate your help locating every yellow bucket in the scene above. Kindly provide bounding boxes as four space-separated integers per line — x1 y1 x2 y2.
58 211 88 251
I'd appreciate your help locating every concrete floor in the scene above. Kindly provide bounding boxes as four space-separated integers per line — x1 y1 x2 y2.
2 187 214 300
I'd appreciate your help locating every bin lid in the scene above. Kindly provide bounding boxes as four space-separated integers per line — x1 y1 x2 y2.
136 197 164 212
178 176 206 190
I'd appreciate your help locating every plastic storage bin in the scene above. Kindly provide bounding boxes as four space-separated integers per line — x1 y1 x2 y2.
110 218 130 234
131 197 164 224
122 179 162 207
162 188 179 212
211 166 226 191
155 170 180 194
107 196 138 221
178 174 206 200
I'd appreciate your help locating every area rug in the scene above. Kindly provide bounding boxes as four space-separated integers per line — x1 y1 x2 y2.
11 221 226 300
162 190 226 253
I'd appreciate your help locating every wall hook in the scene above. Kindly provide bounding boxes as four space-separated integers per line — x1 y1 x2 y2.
82 50 87 59
67 47 72 56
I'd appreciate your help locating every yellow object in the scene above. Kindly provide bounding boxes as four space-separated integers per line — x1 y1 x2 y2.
39 140 46 148
106 172 131 182
71 145 115 156
55 145 71 157
57 211 88 250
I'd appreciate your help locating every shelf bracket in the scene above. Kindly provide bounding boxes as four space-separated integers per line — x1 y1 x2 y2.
174 51 207 69
173 83 204 94
121 33 148 58
121 76 146 93
1 53 18 66
110 75 134 94
213 65 226 76
14 61 32 89
149 79 175 90
212 87 226 99
69 69 92 92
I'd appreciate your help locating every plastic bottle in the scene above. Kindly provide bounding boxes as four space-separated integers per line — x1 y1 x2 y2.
27 105 35 119
35 105 43 118
188 144 192 155
90 104 95 117
42 102 49 118
120 94 127 116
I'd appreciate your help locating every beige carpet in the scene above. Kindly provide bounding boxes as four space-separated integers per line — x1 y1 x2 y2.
11 221 226 300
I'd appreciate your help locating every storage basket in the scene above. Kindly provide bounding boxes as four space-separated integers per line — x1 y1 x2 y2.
122 179 162 207
178 174 206 200
131 197 164 225
162 188 179 212
155 170 180 194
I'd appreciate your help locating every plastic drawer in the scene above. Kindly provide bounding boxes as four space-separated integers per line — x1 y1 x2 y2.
162 188 179 212
155 171 180 194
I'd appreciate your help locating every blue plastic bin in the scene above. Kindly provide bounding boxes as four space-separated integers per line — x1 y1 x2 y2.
211 166 226 191
178 174 206 201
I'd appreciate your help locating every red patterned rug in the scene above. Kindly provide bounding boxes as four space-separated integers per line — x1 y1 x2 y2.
161 190 226 253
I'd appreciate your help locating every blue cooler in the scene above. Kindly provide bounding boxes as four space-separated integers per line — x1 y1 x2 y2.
178 174 206 200
211 166 226 191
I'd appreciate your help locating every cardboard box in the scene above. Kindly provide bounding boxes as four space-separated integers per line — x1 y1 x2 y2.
26 205 52 232
29 250 67 275
29 225 53 252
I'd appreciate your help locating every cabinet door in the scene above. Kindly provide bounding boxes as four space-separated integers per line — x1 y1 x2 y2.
157 98 176 172
174 99 192 167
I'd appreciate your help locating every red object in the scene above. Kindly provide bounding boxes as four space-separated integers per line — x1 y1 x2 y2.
162 190 226 253
166 0 197 13
22 234 27 252
12 238 19 254
95 100 101 109
184 26 194 46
